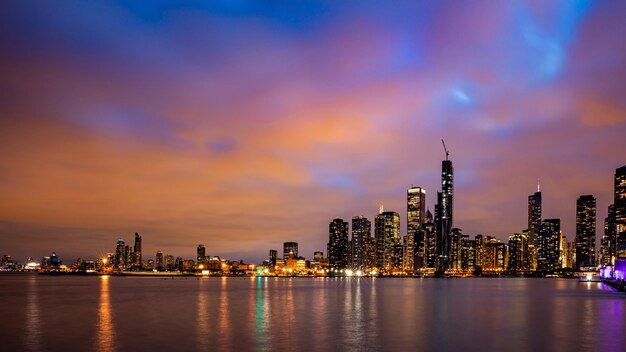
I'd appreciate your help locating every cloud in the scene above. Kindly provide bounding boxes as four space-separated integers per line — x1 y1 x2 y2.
1 1 625 263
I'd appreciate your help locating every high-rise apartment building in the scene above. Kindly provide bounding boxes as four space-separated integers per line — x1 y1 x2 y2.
133 232 142 268
575 195 596 268
351 216 371 270
197 244 206 264
528 190 542 243
614 166 626 249
436 155 454 273
375 211 401 271
328 219 349 270
283 242 298 260
537 219 561 271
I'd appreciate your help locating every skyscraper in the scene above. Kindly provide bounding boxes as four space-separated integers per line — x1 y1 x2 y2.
461 235 475 272
155 251 164 271
435 148 454 273
269 250 278 266
600 204 616 266
115 237 125 269
407 186 426 271
407 186 426 234
508 232 529 272
614 166 626 249
375 211 401 271
133 232 142 268
197 244 206 263
449 228 462 271
575 195 596 269
537 219 561 271
528 189 542 242
283 242 298 260
351 216 371 270
423 209 436 270
328 218 349 270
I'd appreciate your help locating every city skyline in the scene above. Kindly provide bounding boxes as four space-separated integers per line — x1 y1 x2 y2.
1 1 626 263
2 164 623 268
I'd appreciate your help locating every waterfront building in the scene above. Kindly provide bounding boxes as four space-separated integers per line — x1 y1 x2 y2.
328 219 349 270
614 166 626 250
508 233 529 272
283 242 298 260
537 219 561 271
461 235 475 272
575 195 596 269
392 244 404 272
403 233 415 272
269 250 278 267
351 216 371 270
197 244 206 264
50 252 60 267
483 238 507 272
155 251 164 271
474 234 489 272
424 211 437 269
436 154 454 273
114 238 125 269
449 228 462 271
133 232 142 268
528 188 542 244
313 251 324 261
364 236 377 269
375 210 401 271
165 254 175 271
407 186 426 271
601 204 616 266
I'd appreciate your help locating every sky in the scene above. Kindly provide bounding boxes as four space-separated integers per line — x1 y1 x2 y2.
1 0 625 264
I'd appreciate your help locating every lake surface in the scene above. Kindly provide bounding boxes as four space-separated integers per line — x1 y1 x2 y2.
1 274 624 352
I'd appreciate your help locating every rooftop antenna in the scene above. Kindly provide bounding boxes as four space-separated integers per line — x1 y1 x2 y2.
441 139 450 160
379 202 384 214
537 178 541 193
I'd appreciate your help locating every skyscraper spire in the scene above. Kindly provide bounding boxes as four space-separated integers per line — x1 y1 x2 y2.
379 203 384 214
537 178 541 193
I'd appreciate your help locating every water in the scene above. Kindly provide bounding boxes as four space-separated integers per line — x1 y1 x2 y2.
1 274 624 352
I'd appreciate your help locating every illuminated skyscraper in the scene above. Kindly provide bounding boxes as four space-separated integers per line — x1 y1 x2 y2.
614 166 626 249
600 204 616 266
155 251 164 271
283 242 298 260
406 186 426 271
49 252 59 267
449 228 462 271
133 232 142 268
436 150 453 273
423 209 436 269
328 219 349 270
269 250 278 266
528 189 542 242
375 211 401 271
197 244 206 263
537 219 561 271
351 216 371 270
575 195 596 269
508 232 529 272
403 233 415 272
461 235 475 272
115 238 125 269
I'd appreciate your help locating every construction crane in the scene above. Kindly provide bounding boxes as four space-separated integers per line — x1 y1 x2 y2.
441 139 450 160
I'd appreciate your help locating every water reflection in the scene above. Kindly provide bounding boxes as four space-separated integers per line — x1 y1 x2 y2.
197 279 209 351
217 277 231 350
25 275 41 352
97 275 115 352
254 277 268 352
